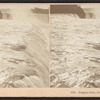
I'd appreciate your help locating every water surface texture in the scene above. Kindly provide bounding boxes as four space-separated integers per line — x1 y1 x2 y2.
50 14 100 88
0 20 49 88
0 4 49 88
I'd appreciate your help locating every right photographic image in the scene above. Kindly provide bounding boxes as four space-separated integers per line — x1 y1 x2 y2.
50 4 100 88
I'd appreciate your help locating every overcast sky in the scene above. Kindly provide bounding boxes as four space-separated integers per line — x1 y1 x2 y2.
0 3 49 9
80 3 100 8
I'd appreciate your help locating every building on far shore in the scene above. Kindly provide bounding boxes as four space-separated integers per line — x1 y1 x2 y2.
0 9 11 19
81 4 100 19
82 8 95 19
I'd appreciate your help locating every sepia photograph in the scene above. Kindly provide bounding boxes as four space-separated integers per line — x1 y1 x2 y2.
0 3 49 88
50 4 100 88
0 2 100 97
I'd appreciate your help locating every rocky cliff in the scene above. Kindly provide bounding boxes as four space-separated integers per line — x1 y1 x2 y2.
50 5 86 18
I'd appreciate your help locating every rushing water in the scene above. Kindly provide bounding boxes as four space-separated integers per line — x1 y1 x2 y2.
0 20 49 88
50 14 100 88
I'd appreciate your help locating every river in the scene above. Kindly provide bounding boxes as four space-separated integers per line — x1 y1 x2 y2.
50 14 100 88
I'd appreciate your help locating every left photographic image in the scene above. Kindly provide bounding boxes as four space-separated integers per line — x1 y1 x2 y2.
0 3 49 88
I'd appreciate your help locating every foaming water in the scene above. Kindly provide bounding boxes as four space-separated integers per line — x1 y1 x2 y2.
0 20 49 88
50 14 100 88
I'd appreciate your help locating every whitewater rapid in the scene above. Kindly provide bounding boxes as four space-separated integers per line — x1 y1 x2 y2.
50 14 100 88
0 20 49 88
